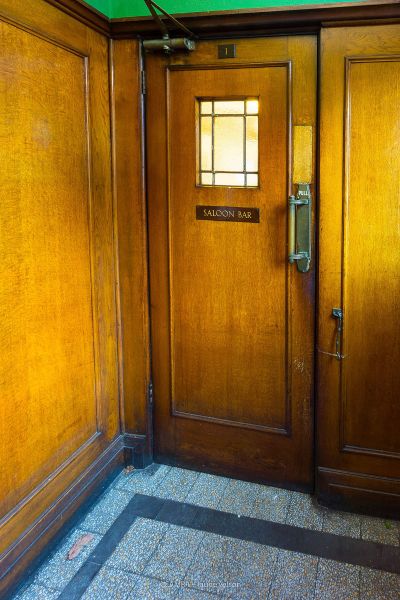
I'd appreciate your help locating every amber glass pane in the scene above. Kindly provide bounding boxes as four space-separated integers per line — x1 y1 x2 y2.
214 100 244 114
200 101 213 115
246 99 259 114
214 116 244 172
214 172 245 186
201 172 213 185
200 116 212 171
246 116 258 172
246 173 258 187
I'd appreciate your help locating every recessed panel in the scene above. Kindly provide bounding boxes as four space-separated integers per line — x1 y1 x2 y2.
169 67 288 431
343 59 400 455
0 23 96 513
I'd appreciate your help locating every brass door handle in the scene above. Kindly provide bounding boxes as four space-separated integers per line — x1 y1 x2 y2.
288 183 311 273
332 307 344 360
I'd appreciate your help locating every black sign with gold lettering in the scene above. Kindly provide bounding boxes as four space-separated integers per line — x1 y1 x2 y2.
196 206 259 223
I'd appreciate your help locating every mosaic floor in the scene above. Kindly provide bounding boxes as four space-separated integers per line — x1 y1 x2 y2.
12 464 400 599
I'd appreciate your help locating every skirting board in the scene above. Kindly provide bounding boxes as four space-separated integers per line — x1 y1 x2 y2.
0 433 150 598
317 466 400 520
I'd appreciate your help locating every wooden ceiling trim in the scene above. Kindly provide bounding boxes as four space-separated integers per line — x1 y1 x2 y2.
44 2 400 45
45 0 110 35
110 2 400 38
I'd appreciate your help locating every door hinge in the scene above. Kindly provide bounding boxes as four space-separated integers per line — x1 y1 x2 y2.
147 379 153 406
141 70 147 95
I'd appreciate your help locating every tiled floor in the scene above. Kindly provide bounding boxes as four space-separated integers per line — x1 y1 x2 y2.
12 464 400 599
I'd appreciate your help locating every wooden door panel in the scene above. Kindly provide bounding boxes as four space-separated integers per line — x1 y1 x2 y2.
147 37 316 489
169 66 289 432
343 58 400 456
318 25 400 515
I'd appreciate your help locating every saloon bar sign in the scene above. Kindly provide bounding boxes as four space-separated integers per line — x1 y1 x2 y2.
196 205 260 223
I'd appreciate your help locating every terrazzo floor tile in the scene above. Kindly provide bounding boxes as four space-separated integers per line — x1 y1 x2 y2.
218 479 291 523
360 516 400 546
315 558 360 599
183 532 278 599
360 567 400 600
33 528 100 591
185 473 230 509
269 549 318 599
322 509 361 538
79 487 132 534
285 491 325 531
15 583 59 600
144 524 205 583
175 586 221 599
115 463 171 495
80 565 138 600
106 518 168 574
131 575 179 599
155 467 201 502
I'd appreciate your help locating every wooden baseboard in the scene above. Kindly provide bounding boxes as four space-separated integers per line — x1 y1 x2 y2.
0 433 148 598
317 467 400 519
124 433 153 469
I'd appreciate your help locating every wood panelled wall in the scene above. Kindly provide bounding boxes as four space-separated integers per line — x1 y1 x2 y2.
0 1 147 594
1 0 400 595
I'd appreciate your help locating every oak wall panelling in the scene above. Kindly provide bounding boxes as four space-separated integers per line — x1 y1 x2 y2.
0 0 120 594
110 38 152 461
317 23 400 517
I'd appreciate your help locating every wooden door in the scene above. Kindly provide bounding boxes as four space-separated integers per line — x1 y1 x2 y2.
317 25 400 515
147 37 316 490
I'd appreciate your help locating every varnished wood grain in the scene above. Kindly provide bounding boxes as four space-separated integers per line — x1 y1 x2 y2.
110 39 151 437
0 0 119 590
317 24 400 511
147 37 316 489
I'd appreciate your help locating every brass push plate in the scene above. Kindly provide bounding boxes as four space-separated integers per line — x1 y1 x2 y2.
196 205 259 223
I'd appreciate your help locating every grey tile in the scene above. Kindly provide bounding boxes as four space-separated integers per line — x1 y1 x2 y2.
269 549 318 599
115 464 171 495
286 492 325 531
144 524 204 583
184 532 278 599
80 566 138 600
80 488 132 534
323 509 361 538
14 583 59 600
155 467 201 502
185 473 230 509
33 529 100 591
360 567 400 600
315 559 360 600
251 484 292 522
218 479 291 523
175 587 220 599
360 516 400 546
132 575 178 599
106 518 168 574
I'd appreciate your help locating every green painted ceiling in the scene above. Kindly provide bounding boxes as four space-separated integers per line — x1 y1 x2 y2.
87 0 365 19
